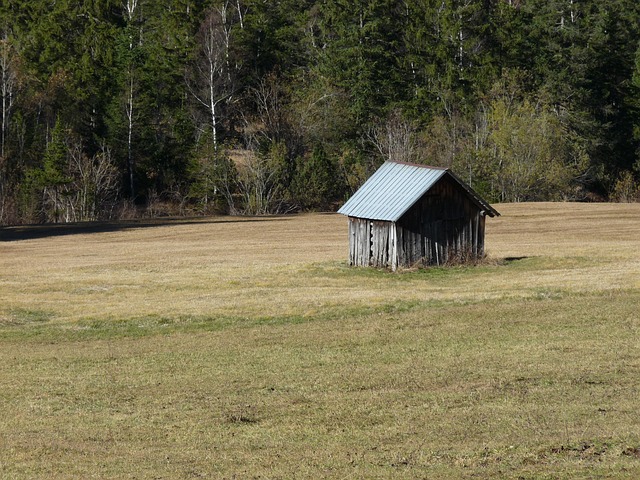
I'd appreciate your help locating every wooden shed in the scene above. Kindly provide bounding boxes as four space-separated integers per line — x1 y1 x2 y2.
338 161 499 270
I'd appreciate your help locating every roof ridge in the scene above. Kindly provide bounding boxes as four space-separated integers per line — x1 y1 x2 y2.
385 160 448 171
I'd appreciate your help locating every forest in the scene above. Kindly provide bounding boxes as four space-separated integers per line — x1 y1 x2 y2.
1 0 640 225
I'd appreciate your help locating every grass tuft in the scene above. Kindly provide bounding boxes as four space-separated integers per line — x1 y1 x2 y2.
0 308 55 326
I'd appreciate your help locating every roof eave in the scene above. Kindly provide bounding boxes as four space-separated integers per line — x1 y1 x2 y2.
337 161 500 220
444 170 500 217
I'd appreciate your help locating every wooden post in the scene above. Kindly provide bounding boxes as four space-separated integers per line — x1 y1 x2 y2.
474 211 480 258
390 222 398 271
348 218 354 265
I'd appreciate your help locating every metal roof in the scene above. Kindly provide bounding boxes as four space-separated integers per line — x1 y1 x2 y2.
338 161 499 221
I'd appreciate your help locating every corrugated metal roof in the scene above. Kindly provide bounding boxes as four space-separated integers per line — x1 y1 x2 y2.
338 161 499 221
338 161 446 221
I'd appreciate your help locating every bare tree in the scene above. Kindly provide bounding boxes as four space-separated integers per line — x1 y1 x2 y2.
250 74 288 145
367 109 420 164
189 3 236 153
67 141 119 221
235 150 286 215
244 73 306 163
38 128 119 223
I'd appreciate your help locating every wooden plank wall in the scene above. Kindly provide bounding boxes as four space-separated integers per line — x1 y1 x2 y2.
396 215 485 267
348 218 394 267
371 221 391 267
348 217 370 266
396 177 487 267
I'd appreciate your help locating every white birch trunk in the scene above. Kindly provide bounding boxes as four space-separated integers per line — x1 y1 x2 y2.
124 0 138 197
126 72 135 197
236 0 244 29
0 31 17 159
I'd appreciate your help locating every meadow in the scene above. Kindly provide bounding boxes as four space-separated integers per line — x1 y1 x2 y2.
1 203 639 479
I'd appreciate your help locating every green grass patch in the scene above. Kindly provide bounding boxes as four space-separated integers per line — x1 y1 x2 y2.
0 299 438 343
0 308 56 326
1 289 640 478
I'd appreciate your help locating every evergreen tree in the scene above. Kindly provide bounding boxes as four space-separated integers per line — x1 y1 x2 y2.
294 145 342 209
318 0 408 130
2 0 640 224
522 0 640 190
116 0 199 201
36 117 70 222
632 43 640 170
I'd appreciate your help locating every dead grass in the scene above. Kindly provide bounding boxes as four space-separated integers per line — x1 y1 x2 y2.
2 203 639 323
1 203 640 478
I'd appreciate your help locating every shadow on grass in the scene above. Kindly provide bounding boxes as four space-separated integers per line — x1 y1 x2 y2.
503 256 530 263
0 216 293 242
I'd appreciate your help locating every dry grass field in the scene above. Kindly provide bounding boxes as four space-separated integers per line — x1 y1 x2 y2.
1 202 639 478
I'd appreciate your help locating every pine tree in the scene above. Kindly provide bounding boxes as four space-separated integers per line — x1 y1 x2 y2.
631 43 640 170
318 0 408 131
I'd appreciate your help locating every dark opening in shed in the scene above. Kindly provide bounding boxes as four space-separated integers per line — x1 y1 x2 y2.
338 161 500 270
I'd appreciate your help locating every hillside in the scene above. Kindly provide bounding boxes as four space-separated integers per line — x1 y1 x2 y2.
2 1 640 225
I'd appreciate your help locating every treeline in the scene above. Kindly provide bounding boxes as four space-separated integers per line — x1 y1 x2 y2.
1 0 640 224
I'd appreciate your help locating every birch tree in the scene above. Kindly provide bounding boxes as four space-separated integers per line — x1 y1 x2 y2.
0 29 17 160
123 0 140 198
0 28 18 223
185 3 238 212
190 3 236 153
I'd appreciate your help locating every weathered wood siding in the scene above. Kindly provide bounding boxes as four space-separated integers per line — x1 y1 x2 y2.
396 176 486 267
347 176 487 269
348 218 395 267
348 217 370 267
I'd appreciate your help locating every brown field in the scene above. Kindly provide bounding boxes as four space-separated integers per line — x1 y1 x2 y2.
1 202 639 478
